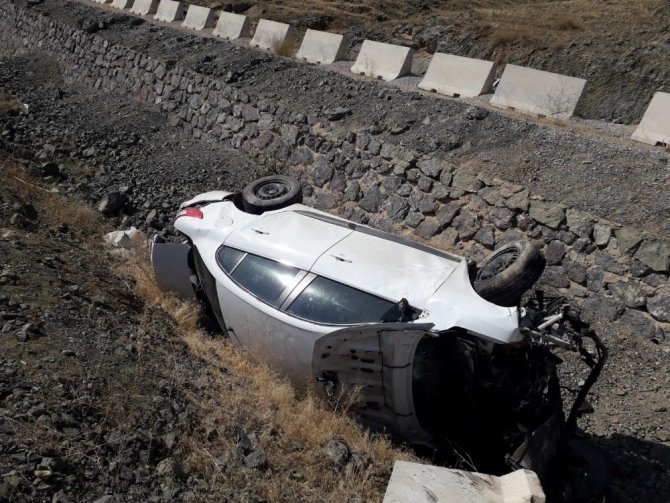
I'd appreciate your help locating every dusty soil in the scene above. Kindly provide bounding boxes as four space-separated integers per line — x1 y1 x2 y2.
1 44 670 502
193 0 670 124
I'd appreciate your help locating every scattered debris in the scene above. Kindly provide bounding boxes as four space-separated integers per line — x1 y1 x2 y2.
104 226 146 251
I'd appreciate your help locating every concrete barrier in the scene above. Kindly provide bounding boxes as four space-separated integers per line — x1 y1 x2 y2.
250 19 294 52
296 29 346 64
129 0 158 16
182 5 216 30
350 40 412 81
490 64 586 119
153 0 185 22
111 0 133 8
419 53 496 98
632 92 670 146
213 11 250 40
383 461 545 503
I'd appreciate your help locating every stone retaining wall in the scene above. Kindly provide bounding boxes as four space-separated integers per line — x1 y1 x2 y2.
2 0 668 341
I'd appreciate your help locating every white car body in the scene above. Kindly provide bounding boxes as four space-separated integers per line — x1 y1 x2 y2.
154 191 527 444
176 196 521 348
151 186 609 486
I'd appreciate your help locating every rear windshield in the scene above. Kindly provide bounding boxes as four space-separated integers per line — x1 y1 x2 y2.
286 276 400 325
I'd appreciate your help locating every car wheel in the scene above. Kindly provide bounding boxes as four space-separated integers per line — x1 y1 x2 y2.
241 175 303 214
473 240 546 307
192 246 228 335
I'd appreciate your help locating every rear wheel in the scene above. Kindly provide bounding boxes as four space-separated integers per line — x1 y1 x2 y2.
473 240 545 307
192 247 228 335
241 175 302 214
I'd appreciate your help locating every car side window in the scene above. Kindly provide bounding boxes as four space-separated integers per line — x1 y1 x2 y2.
228 253 301 305
286 276 400 325
217 246 246 273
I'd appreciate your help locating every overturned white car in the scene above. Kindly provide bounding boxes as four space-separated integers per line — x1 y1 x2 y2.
151 175 606 488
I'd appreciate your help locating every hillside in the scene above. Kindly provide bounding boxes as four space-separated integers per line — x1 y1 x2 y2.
196 0 670 123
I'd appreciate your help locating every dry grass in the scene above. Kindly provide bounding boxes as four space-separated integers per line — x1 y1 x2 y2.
475 0 664 49
196 0 667 43
0 97 24 114
0 160 104 237
269 34 301 58
125 258 415 502
555 17 582 31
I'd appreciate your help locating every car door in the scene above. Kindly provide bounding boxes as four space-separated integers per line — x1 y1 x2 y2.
212 247 332 380
312 322 436 446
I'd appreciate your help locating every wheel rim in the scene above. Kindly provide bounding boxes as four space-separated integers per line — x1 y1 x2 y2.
255 180 289 200
477 248 519 281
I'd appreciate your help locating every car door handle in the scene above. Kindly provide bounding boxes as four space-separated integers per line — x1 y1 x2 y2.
250 227 269 235
330 253 352 263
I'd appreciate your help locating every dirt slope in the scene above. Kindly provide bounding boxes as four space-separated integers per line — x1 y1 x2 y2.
0 69 408 500
0 157 409 502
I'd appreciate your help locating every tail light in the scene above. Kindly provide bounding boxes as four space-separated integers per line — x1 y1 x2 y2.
176 207 204 220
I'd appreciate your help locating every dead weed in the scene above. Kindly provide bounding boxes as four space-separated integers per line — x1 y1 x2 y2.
1 160 104 237
124 257 415 502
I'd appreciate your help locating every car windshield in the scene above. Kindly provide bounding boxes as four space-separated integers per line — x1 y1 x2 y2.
286 276 400 325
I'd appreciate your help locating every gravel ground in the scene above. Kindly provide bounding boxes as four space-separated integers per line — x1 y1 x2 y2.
19 0 670 234
0 53 276 237
1 56 401 503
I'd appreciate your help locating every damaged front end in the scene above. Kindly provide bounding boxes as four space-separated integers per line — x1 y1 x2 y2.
424 290 609 495
315 291 608 499
514 291 609 500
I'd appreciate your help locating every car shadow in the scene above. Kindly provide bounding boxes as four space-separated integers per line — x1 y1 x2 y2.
590 433 670 502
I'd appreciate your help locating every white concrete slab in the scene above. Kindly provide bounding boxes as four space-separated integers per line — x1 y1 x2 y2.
250 19 294 52
111 0 133 8
182 4 216 30
129 0 158 16
632 92 670 146
350 40 412 81
419 53 496 98
490 64 587 119
296 29 346 64
213 11 251 40
383 461 545 503
153 0 185 22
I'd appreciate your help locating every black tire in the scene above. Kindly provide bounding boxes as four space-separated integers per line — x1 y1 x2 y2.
473 240 546 307
241 175 303 214
192 247 228 335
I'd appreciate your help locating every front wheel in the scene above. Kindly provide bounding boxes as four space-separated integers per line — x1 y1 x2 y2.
473 240 545 307
241 175 303 214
